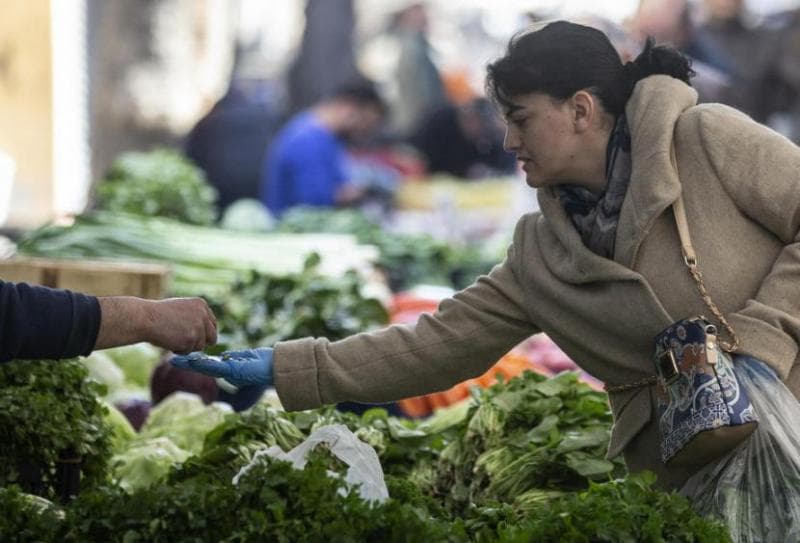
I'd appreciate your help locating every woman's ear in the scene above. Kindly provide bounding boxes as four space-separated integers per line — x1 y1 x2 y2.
570 90 598 133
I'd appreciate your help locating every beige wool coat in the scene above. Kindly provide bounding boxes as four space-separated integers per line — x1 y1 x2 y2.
273 75 800 489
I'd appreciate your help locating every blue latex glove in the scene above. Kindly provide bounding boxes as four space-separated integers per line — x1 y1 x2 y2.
170 348 274 388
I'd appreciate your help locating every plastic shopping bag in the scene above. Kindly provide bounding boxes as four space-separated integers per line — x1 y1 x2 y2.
232 424 389 502
680 356 800 542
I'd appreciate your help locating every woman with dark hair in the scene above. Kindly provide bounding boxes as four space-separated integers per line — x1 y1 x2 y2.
173 20 800 521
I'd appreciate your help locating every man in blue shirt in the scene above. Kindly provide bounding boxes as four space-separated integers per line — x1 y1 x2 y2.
261 83 387 216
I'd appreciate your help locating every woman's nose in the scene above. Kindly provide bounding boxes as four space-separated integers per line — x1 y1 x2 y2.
503 127 519 152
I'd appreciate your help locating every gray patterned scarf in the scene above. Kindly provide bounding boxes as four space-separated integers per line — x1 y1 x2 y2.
556 114 632 259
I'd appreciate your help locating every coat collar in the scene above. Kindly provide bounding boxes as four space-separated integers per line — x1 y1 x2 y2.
536 76 698 284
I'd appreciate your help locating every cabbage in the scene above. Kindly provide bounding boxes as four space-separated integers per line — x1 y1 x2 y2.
112 437 190 492
80 351 125 392
105 385 150 405
102 343 161 388
220 198 275 232
137 392 232 453
101 399 138 454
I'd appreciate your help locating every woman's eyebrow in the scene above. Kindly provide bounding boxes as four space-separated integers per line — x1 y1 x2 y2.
504 104 525 119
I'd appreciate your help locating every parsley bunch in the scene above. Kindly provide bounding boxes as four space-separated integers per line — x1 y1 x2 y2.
0 359 113 500
64 456 463 542
0 486 63 542
497 472 732 542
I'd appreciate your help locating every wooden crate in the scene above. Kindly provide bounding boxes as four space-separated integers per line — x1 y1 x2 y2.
0 257 171 299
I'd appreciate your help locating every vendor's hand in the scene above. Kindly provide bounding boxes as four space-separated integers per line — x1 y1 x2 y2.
95 296 217 353
170 348 274 388
142 298 218 354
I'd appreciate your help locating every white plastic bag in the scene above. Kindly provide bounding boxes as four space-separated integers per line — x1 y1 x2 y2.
232 424 389 503
680 356 800 542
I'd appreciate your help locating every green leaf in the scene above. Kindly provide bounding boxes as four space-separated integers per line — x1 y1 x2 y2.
564 451 616 478
491 390 524 413
556 428 611 453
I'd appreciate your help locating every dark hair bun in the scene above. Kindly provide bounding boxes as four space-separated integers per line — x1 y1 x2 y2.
624 37 695 90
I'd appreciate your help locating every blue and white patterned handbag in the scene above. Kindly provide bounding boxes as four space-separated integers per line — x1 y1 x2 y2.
654 317 758 467
653 195 758 467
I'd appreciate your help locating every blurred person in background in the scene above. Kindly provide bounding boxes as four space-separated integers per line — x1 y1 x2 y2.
185 71 284 211
386 1 449 137
287 0 364 115
0 280 217 363
259 82 388 217
407 97 516 179
763 7 800 142
626 0 733 103
694 0 783 124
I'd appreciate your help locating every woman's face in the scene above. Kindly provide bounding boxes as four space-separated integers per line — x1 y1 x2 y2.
502 92 583 189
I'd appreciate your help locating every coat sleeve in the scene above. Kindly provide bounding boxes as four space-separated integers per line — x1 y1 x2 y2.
0 281 101 362
694 105 800 379
273 218 540 410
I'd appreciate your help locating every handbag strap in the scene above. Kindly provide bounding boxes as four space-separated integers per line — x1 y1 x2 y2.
672 194 740 353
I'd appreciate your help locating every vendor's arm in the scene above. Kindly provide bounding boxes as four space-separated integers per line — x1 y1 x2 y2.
94 296 217 354
0 281 217 362
0 280 101 362
693 106 800 378
274 223 539 411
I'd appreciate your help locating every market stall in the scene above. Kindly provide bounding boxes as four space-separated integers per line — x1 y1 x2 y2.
0 148 731 541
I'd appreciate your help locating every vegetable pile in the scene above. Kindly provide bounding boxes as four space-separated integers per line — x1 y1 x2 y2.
277 207 495 290
211 253 389 347
18 211 377 297
0 360 732 542
430 371 626 516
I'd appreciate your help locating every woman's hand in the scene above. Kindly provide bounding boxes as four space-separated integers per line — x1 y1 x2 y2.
170 348 274 388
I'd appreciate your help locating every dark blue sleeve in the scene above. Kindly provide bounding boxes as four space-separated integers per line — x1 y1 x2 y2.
0 280 101 362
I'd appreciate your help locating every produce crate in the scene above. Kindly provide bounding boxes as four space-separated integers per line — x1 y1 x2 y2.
0 256 170 299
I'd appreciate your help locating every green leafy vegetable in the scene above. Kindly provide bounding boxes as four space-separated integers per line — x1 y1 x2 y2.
277 207 495 290
101 400 137 455
0 359 112 500
18 211 376 298
136 392 232 454
79 351 125 393
65 455 463 543
497 472 732 542
111 437 190 492
101 343 162 389
96 148 218 225
0 486 63 543
433 371 626 515
210 253 389 347
220 198 275 232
